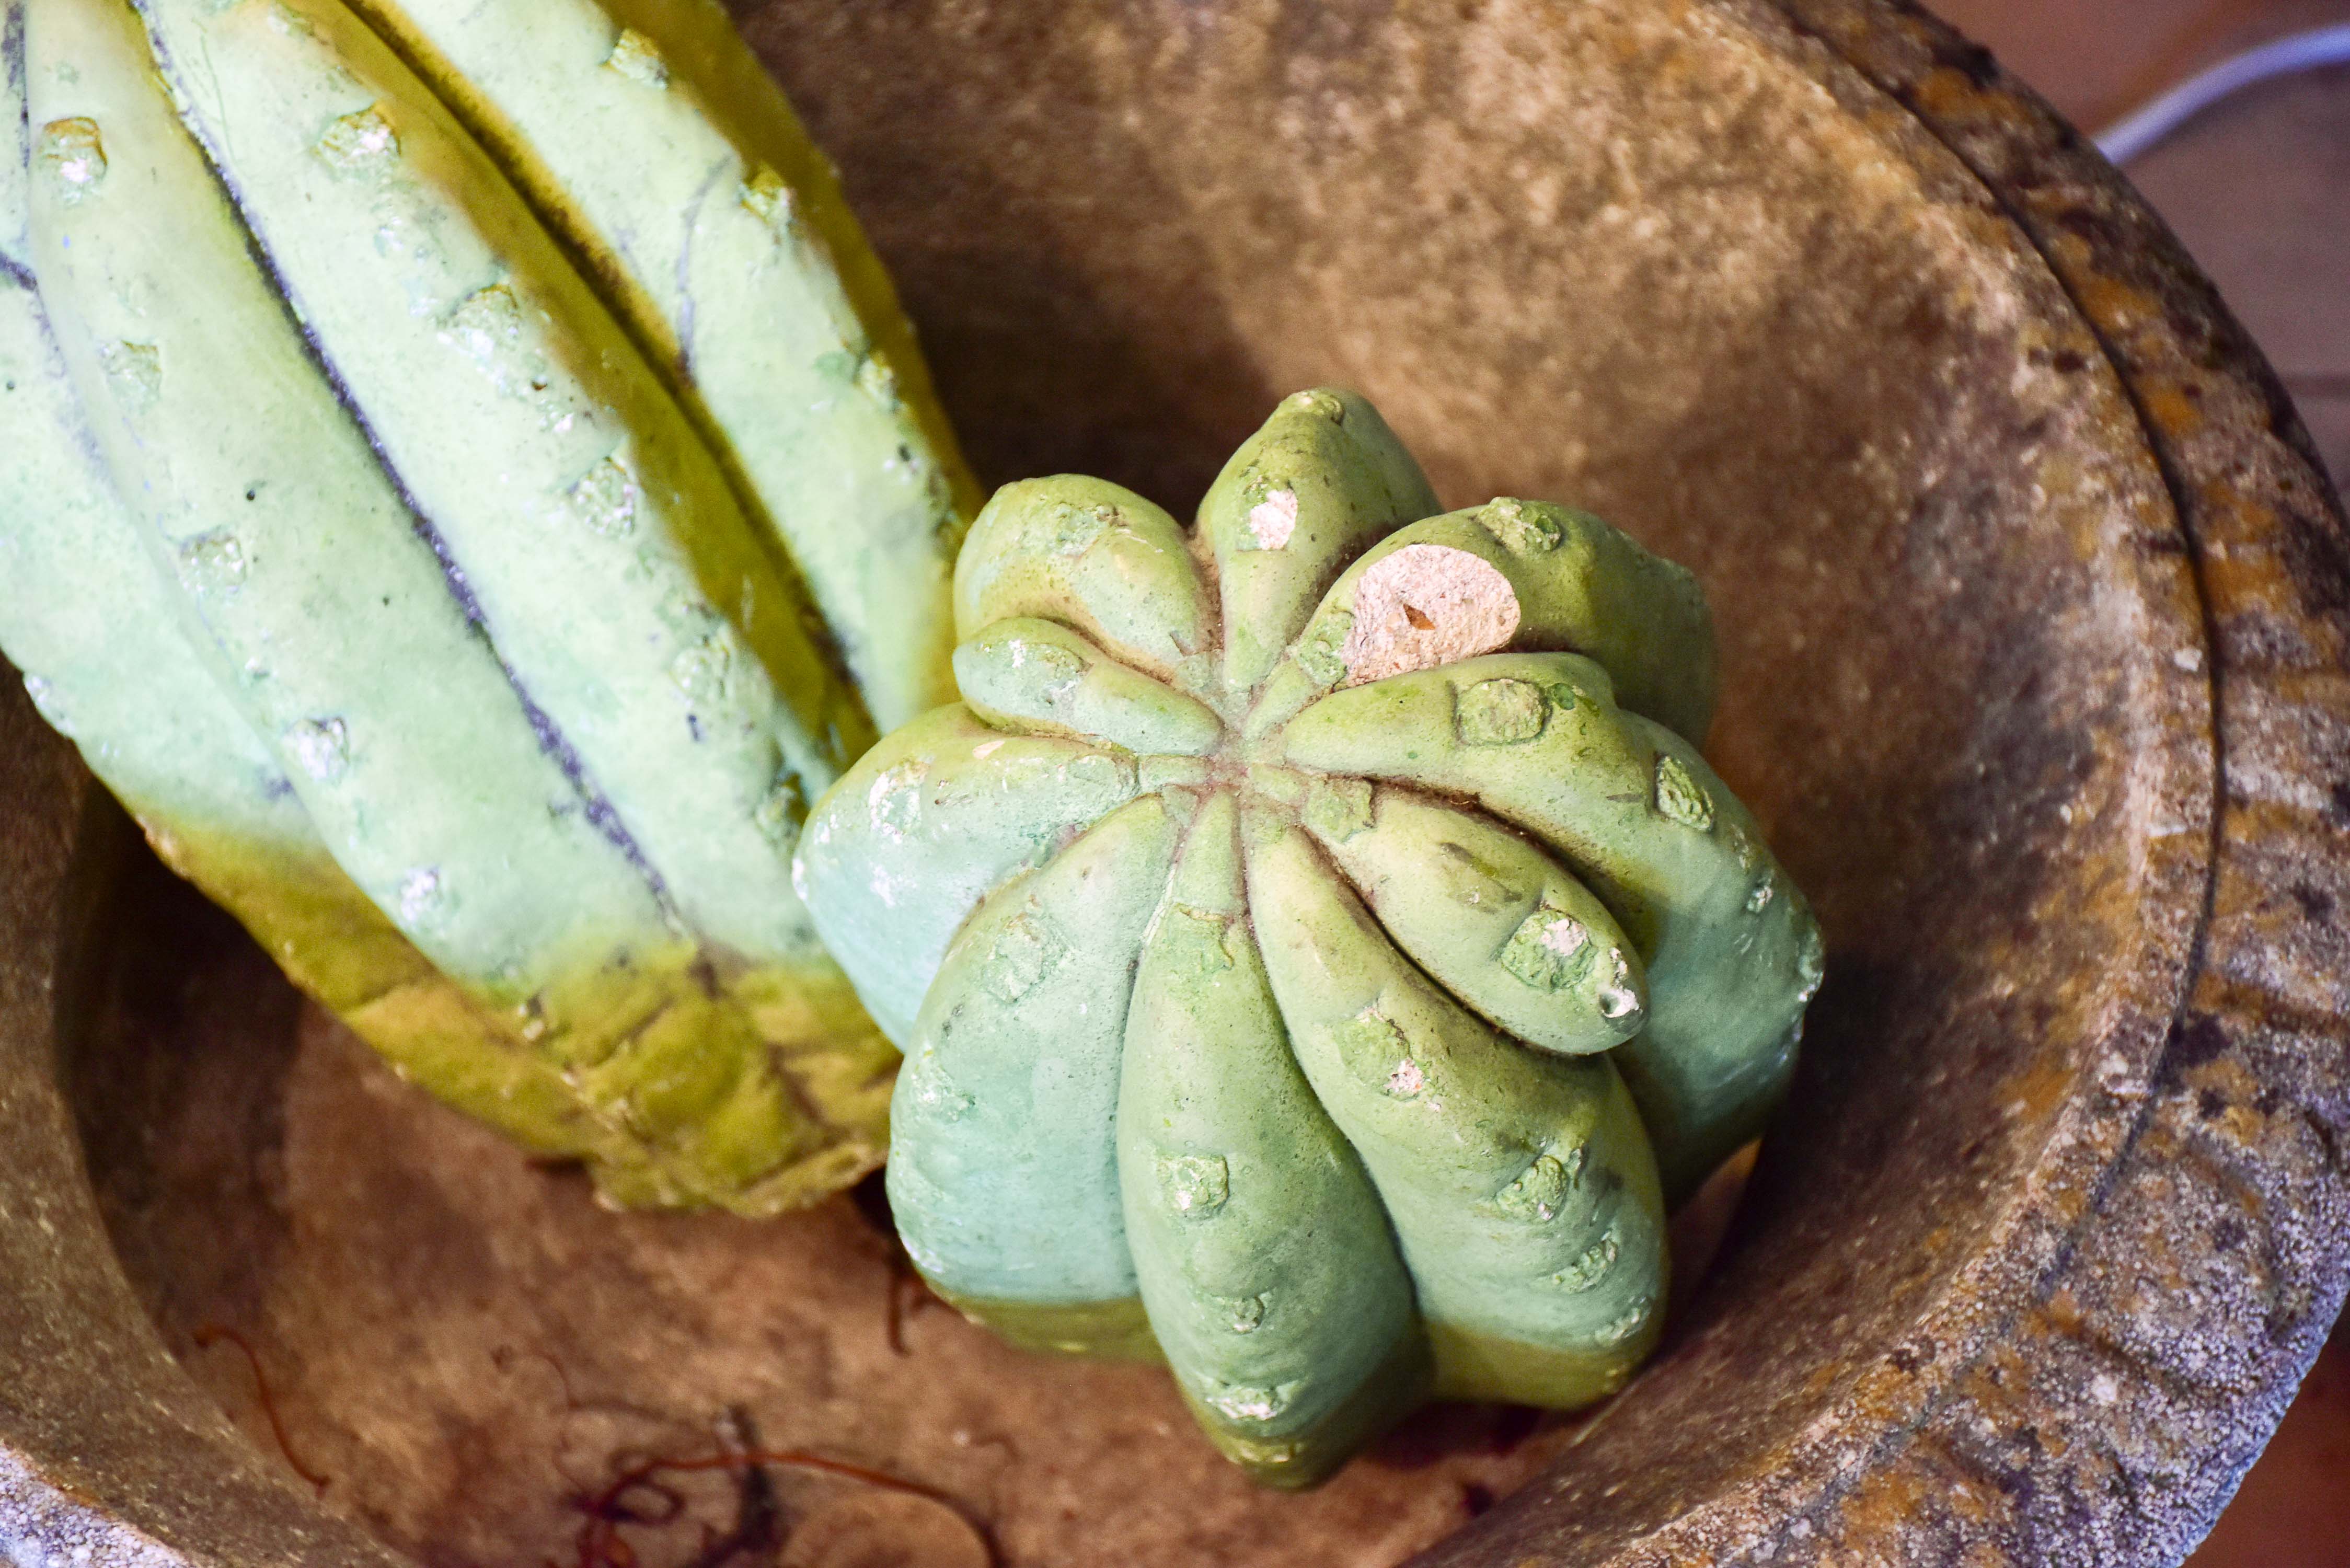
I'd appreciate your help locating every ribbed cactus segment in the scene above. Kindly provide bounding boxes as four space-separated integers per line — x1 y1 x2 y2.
30 0 675 1010
139 0 858 965
1283 652 1821 1199
791 705 1150 1046
953 618 1225 757
0 193 607 1162
799 385 1822 1480
888 794 1181 1344
1118 791 1427 1487
3 0 980 1213
954 475 1217 690
1301 783 1649 1056
1245 812 1666 1406
1196 387 1439 693
333 0 980 732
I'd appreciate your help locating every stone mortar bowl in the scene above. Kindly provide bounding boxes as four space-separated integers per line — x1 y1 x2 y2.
4 0 2348 1564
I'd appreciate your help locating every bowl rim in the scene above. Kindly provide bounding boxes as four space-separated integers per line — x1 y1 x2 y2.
1427 3 2350 1564
2 3 2345 1567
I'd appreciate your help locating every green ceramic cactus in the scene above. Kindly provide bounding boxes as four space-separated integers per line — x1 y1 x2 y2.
796 388 1824 1486
0 0 976 1214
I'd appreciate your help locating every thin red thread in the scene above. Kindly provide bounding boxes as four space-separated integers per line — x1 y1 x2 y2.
192 1323 331 1494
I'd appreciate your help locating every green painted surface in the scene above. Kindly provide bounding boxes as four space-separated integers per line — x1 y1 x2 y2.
888 795 1180 1309
927 1289 1162 1364
3 0 960 1213
792 704 1145 1046
338 0 979 734
0 155 608 1162
30 0 677 1019
1195 387 1439 693
1119 792 1425 1486
1301 782 1650 1056
799 387 1823 1481
955 475 1218 694
140 0 859 968
1245 810 1668 1403
1283 653 1821 1202
954 618 1226 757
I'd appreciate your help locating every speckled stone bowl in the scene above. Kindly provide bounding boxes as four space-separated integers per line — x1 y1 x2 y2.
4 1 2346 1564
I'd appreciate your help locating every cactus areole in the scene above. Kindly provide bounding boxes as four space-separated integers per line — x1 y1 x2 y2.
797 389 1826 1486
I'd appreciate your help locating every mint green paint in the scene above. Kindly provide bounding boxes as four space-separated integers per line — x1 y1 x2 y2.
1 51 655 1168
953 618 1225 757
1243 811 1666 1403
1195 387 1439 693
16 0 899 1215
795 388 1822 1480
0 98 305 877
28 0 674 1008
1286 499 1719 745
791 704 1144 1045
1118 791 1426 1486
139 0 860 970
888 794 1180 1316
954 475 1216 692
1283 652 1822 1201
1303 782 1649 1056
336 0 980 734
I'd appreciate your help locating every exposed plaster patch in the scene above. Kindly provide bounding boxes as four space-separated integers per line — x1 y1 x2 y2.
1341 544 1519 684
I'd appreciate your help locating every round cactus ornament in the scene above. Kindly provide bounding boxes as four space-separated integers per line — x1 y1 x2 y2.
796 389 1824 1485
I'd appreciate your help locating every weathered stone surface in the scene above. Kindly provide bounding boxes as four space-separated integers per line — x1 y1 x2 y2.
1 1 2343 1564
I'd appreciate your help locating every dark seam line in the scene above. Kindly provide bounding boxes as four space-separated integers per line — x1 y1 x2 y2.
129 0 681 921
1651 7 2238 1563
330 0 877 756
673 153 731 386
5 0 29 280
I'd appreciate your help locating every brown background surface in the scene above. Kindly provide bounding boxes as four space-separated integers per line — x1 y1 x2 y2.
1935 2 2350 1560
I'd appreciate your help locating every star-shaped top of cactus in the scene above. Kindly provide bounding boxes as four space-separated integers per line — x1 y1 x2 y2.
795 389 1822 1485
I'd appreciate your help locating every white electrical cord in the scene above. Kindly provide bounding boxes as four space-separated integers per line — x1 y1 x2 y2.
2095 24 2350 163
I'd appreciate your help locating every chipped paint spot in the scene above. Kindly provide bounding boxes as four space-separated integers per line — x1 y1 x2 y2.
37 118 106 201
1303 776 1374 843
741 166 799 232
1654 753 1714 830
286 717 349 782
1204 1379 1301 1422
753 775 804 846
1294 609 1353 687
569 456 641 537
1457 677 1549 745
97 342 159 410
866 760 928 842
1245 488 1299 550
398 866 445 924
178 532 247 595
1160 1153 1230 1217
1494 1150 1578 1222
605 28 671 88
1342 544 1520 683
315 106 398 173
986 914 1059 1001
1478 496 1564 555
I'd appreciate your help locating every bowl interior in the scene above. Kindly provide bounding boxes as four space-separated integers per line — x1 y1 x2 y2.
62 2 2204 1564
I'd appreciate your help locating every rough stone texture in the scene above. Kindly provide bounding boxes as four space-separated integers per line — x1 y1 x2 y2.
1 1 2344 1565
0 684 401 1567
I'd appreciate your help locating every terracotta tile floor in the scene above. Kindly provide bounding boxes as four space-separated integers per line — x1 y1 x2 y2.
1928 3 2350 1560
